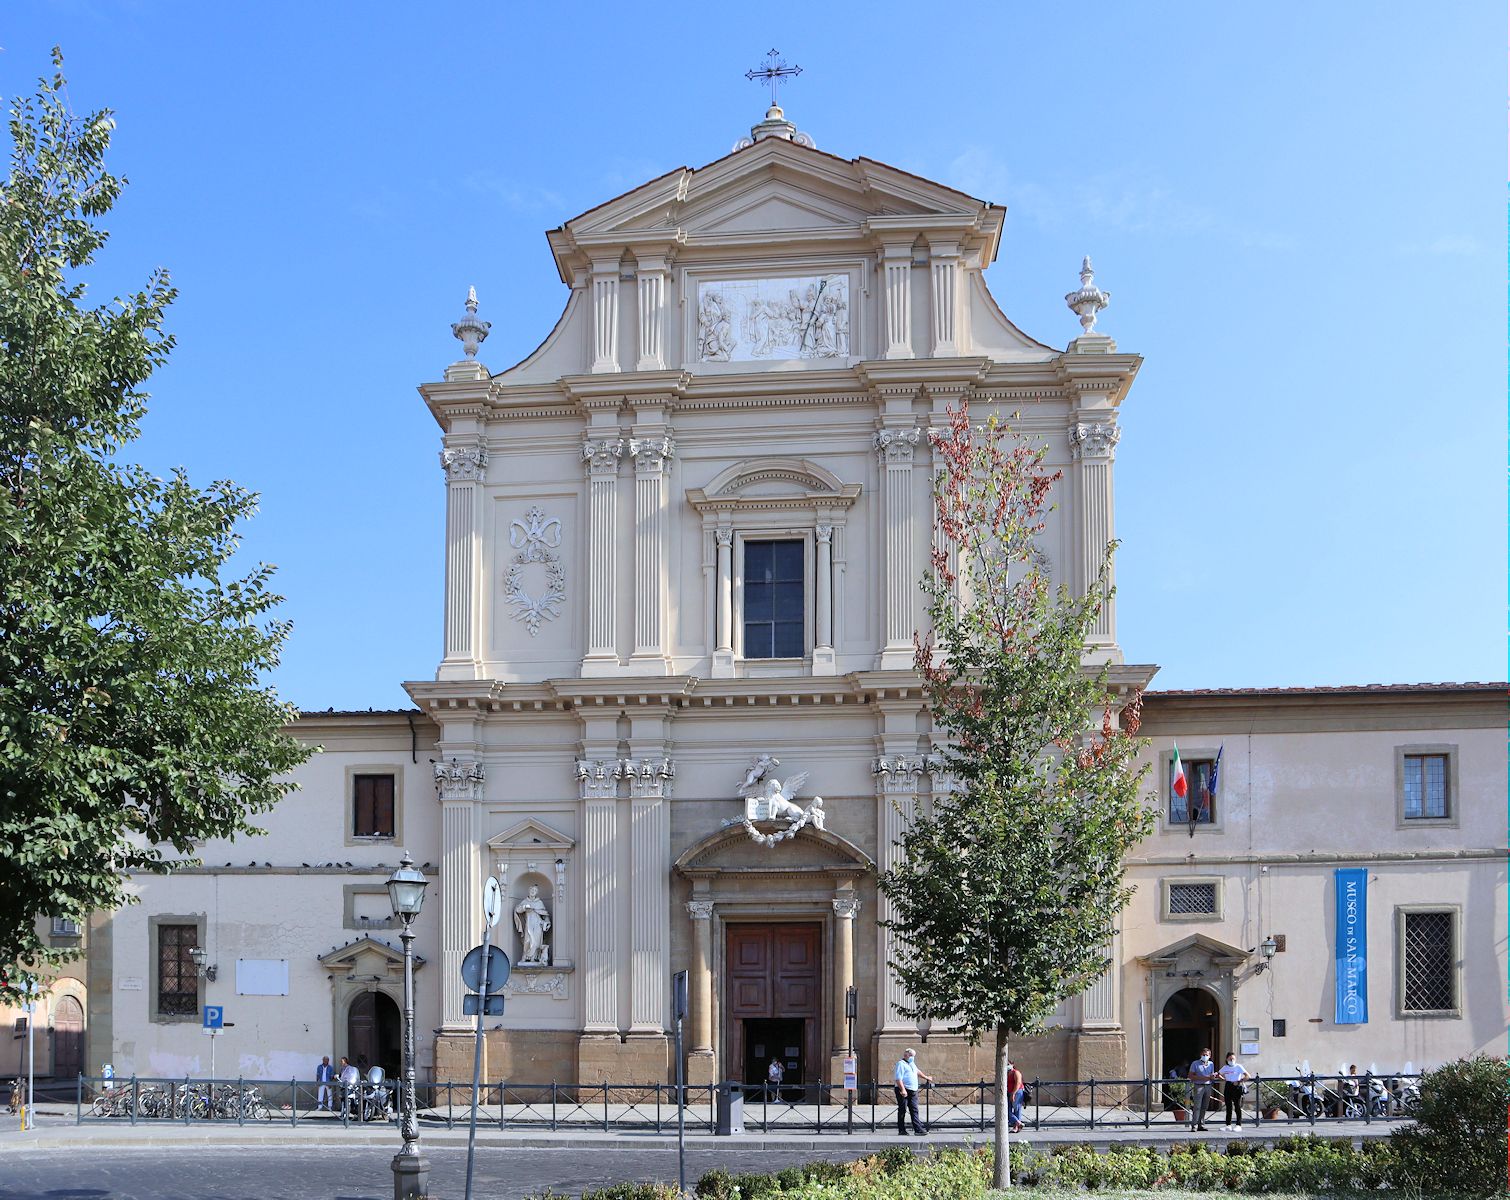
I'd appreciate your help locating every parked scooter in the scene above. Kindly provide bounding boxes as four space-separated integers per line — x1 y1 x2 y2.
340 1067 395 1123
1287 1067 1323 1118
1385 1074 1420 1116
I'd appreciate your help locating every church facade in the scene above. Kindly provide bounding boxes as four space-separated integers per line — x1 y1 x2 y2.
87 107 1507 1094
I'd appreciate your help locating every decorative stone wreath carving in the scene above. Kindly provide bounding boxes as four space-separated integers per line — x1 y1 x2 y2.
504 505 566 636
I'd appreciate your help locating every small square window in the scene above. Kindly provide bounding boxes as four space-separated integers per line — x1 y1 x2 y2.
743 539 804 659
353 774 396 838
1167 882 1218 915
1403 754 1449 819
1169 758 1217 825
51 917 80 937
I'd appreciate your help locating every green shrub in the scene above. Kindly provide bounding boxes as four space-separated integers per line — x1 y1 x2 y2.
1391 1054 1510 1198
579 1185 682 1200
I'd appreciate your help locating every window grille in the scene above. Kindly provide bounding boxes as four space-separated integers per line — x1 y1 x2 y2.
1402 910 1455 1012
1167 881 1218 915
353 774 396 837
156 923 198 1016
1403 754 1449 819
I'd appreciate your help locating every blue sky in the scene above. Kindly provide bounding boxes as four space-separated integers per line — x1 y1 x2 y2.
4 3 1503 710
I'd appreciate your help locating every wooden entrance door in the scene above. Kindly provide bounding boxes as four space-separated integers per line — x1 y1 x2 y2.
52 996 84 1080
726 923 821 1090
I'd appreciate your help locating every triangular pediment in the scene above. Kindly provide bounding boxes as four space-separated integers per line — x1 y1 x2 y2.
550 138 1000 275
1138 933 1251 969
319 936 425 976
487 818 575 853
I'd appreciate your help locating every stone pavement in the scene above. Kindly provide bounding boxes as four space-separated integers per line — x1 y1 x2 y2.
2 1104 1395 1151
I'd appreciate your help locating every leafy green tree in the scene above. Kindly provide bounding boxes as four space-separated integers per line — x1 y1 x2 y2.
877 403 1152 1188
0 52 310 984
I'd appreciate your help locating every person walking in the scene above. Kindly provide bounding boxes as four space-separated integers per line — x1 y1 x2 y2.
893 1048 932 1136
1006 1060 1025 1133
1217 1052 1249 1130
1187 1048 1216 1132
315 1055 335 1112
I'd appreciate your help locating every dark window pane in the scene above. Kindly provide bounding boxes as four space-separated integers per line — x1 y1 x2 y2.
745 621 773 658
157 923 198 1016
744 582 772 621
745 541 773 583
774 622 804 658
772 540 803 579
353 774 395 837
773 581 803 622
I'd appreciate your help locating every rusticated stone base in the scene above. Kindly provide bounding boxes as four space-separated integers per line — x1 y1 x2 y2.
1070 1029 1128 1102
685 1049 717 1086
434 1029 579 1085
577 1031 671 1087
871 1028 1076 1088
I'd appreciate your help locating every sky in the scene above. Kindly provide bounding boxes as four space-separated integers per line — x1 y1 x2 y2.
3 3 1503 710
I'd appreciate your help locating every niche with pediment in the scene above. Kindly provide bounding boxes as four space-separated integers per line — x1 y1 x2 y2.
486 818 575 1001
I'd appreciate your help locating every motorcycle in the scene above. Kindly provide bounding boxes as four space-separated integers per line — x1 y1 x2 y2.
340 1066 395 1123
1287 1069 1323 1119
1364 1074 1390 1118
1385 1075 1420 1117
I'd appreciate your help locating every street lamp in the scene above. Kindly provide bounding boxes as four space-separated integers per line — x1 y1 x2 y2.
387 851 430 1200
1255 935 1278 974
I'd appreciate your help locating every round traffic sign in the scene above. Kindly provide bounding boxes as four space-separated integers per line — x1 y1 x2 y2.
483 877 502 928
460 944 511 992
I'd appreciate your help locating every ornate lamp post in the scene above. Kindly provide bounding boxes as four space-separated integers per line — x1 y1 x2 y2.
387 852 430 1200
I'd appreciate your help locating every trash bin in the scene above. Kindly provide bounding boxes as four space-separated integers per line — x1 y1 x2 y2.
715 1082 744 1135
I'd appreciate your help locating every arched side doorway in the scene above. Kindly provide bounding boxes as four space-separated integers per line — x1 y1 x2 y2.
1160 987 1219 1079
1138 933 1251 1083
347 991 401 1079
52 995 84 1080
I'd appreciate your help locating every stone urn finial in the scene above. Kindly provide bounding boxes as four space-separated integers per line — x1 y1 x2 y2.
1065 256 1110 337
451 285 491 358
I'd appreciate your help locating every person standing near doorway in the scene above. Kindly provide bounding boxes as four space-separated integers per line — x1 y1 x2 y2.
765 1057 784 1102
893 1048 932 1136
1187 1048 1216 1132
1217 1052 1249 1130
315 1056 335 1111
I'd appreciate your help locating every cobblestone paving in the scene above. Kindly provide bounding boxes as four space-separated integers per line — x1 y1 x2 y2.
0 1143 875 1199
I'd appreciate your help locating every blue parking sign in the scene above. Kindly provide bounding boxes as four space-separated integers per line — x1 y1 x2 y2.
203 1005 224 1030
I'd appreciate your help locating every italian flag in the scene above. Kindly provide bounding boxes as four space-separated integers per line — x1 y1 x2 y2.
1171 745 1188 799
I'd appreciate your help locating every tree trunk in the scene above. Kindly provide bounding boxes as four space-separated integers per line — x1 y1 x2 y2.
993 1023 1011 1189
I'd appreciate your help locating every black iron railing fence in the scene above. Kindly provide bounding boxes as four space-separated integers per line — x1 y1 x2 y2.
73 1072 1422 1133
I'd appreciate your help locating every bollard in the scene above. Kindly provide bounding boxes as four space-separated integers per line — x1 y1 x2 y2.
75 1072 82 1125
1089 1078 1096 1129
1144 1077 1152 1129
291 1079 298 1127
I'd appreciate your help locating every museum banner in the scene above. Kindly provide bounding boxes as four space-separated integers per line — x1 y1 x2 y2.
1334 867 1368 1023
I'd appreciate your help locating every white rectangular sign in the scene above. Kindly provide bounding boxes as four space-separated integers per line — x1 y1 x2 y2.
236 958 289 996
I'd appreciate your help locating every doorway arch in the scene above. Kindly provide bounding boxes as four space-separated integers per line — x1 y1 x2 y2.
347 992 401 1079
52 995 84 1080
1160 987 1220 1078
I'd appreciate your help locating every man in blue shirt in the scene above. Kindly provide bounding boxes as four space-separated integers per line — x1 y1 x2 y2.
314 1056 334 1112
1187 1048 1216 1132
893 1048 932 1135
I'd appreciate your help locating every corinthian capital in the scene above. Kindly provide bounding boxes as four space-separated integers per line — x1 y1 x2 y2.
440 444 489 482
874 427 922 464
581 437 624 473
434 758 485 801
832 896 861 920
686 900 714 921
1069 421 1121 461
628 436 675 471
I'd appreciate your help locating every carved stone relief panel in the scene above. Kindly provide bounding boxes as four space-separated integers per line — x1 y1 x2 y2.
696 275 850 362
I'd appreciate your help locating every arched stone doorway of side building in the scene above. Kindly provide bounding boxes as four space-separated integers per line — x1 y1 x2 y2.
1138 933 1251 1082
347 991 401 1080
1160 987 1219 1079
52 995 84 1080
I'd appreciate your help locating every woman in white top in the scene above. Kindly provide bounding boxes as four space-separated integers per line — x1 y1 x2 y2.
1217 1052 1250 1129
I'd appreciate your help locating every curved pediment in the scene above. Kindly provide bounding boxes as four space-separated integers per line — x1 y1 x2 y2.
676 821 872 879
686 458 860 513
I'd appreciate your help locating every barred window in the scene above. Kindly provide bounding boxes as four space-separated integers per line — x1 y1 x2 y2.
1402 910 1456 1013
1167 881 1218 915
156 923 198 1016
353 774 396 838
1402 754 1449 819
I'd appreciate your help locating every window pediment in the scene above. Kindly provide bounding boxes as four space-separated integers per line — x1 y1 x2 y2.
687 458 859 514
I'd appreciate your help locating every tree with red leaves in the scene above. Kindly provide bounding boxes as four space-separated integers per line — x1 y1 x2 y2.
877 403 1151 1188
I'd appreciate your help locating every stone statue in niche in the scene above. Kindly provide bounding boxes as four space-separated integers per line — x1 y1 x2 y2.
513 885 552 966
